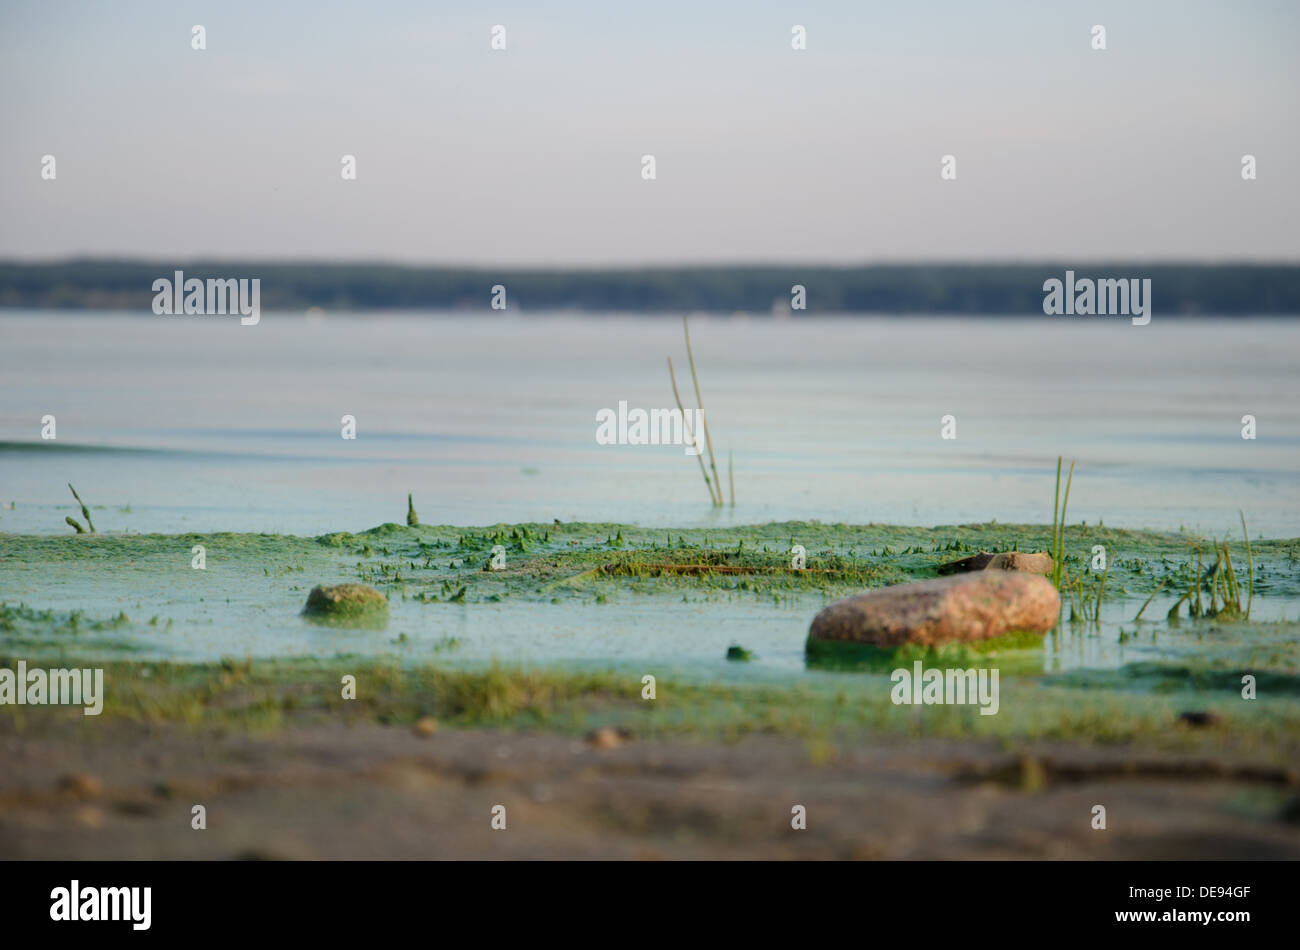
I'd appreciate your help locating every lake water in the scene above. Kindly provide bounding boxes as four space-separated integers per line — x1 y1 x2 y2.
2 311 1297 538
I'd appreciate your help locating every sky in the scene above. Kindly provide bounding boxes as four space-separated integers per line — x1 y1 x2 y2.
1 0 1297 265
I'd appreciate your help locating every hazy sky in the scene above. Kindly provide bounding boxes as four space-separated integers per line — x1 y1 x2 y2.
1 0 1297 264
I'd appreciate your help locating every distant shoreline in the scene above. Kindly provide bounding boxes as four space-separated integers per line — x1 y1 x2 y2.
3 260 1298 315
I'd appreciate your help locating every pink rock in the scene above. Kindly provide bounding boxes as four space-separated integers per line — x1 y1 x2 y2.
809 572 1061 648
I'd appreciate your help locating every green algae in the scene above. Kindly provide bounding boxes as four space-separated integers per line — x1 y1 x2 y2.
805 629 1049 674
0 603 144 656
1 602 131 636
1051 662 1300 698
4 519 1295 616
297 519 1300 606
3 654 1297 768
2 520 1298 680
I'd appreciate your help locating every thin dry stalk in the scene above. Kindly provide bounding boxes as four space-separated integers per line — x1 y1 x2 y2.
1240 511 1254 619
728 450 735 507
668 355 719 505
683 317 723 505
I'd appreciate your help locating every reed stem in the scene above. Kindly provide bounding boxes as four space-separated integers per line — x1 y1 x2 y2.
68 483 95 533
683 317 723 507
1240 511 1254 619
668 356 719 505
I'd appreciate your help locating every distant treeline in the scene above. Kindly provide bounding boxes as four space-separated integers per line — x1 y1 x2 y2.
2 260 1298 315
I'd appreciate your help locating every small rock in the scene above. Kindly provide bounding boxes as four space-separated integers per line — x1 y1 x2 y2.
412 716 439 737
586 726 633 749
937 551 1053 575
73 805 105 829
59 772 103 799
808 572 1060 648
302 583 388 625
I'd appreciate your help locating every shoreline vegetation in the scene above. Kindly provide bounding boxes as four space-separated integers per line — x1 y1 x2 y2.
5 517 1294 618
7 518 1293 606
3 261 1300 314
3 517 1299 858
3 516 1297 691
2 652 1298 761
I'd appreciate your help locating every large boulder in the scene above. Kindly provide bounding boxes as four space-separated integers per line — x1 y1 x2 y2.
808 572 1060 649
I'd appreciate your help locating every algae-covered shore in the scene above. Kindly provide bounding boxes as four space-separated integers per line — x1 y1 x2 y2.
3 520 1299 858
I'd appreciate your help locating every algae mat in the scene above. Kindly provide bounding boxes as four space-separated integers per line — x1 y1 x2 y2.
3 521 1298 678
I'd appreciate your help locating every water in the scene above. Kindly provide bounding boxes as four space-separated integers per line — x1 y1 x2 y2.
2 311 1298 538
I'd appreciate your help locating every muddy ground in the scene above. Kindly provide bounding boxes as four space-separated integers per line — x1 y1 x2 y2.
3 711 1298 860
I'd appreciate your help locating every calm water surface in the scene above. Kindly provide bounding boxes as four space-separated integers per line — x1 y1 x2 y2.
2 311 1297 537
